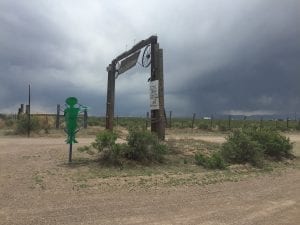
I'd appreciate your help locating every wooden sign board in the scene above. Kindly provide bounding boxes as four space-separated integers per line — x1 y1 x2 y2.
150 80 159 110
117 50 141 75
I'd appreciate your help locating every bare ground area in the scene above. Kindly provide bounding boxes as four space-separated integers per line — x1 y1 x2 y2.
0 132 300 225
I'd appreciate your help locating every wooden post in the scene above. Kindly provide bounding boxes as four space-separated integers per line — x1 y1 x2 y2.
157 48 165 139
228 115 231 130
150 42 159 134
287 117 289 129
83 109 88 129
27 84 31 138
146 112 149 129
169 111 172 128
56 104 60 129
164 109 168 128
17 108 21 119
210 114 213 129
192 113 196 128
150 39 165 139
20 104 24 114
106 63 116 131
69 142 73 163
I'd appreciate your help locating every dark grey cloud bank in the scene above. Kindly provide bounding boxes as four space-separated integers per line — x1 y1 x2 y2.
0 0 299 117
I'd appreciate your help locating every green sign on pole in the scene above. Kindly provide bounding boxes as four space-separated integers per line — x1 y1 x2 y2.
64 97 87 162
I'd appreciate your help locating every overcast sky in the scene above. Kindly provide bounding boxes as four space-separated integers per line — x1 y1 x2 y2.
0 0 299 117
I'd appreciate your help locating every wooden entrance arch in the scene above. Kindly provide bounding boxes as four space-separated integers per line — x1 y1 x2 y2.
105 35 165 140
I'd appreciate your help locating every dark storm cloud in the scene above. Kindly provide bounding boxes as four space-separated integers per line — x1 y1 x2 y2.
181 29 300 115
0 1 72 112
0 0 299 117
161 0 300 116
0 1 106 114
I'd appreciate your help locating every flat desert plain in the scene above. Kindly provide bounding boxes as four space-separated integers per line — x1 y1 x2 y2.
0 131 299 225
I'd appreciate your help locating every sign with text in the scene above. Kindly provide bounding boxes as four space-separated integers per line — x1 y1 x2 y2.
149 80 159 110
117 50 141 75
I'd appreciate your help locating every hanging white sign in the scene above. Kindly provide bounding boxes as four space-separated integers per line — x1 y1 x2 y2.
149 80 159 110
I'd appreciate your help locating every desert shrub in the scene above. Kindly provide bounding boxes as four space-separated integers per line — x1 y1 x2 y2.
221 129 264 167
78 129 167 165
92 130 118 151
198 123 209 130
221 128 294 167
295 122 300 131
246 128 293 159
219 125 229 132
5 119 15 127
195 152 226 169
77 145 95 155
15 116 41 134
125 129 167 163
87 117 104 126
91 131 124 165
78 131 125 165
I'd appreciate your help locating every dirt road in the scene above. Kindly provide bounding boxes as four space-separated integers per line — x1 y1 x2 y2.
0 135 299 225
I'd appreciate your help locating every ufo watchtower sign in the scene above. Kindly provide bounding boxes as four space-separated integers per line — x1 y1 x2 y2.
105 35 165 140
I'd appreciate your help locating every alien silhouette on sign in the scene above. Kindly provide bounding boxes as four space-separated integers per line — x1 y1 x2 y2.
64 97 83 144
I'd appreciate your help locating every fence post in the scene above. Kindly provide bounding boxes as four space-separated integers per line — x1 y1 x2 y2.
83 109 88 129
27 84 31 138
228 115 231 130
56 104 60 129
192 113 196 128
210 114 213 129
17 108 21 120
286 117 289 129
169 111 172 128
243 115 247 127
146 112 149 129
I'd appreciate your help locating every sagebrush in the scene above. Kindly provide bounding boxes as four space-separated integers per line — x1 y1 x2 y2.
78 129 167 165
220 128 293 167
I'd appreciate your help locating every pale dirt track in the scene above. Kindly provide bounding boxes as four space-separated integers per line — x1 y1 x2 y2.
0 134 300 225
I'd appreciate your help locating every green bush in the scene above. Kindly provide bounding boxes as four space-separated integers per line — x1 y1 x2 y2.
219 125 229 132
198 123 209 130
92 131 118 152
220 128 294 167
77 145 95 155
78 129 167 165
195 152 226 169
295 122 300 131
125 129 167 163
15 116 41 134
91 131 124 165
5 119 15 127
221 129 264 167
245 129 293 160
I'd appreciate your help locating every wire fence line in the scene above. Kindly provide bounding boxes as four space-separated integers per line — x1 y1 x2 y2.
1 110 299 131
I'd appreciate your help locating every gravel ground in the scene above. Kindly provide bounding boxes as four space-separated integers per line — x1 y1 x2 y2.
0 133 299 225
